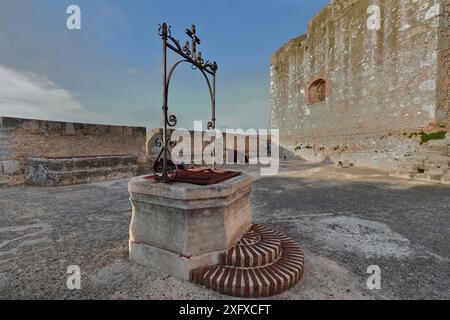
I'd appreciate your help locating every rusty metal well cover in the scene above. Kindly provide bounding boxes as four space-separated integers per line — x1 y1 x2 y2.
146 168 241 186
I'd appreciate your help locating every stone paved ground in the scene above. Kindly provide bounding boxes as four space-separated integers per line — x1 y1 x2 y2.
0 160 449 300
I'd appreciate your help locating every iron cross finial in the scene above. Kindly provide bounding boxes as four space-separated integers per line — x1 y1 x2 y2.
186 24 201 60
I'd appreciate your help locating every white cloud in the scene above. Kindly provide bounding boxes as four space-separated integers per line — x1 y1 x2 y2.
0 65 111 124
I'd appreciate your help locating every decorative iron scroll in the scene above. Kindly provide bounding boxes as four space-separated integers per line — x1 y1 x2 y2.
153 22 218 183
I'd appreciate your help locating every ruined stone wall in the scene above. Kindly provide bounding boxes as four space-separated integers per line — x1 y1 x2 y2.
270 0 448 170
0 117 147 186
437 1 450 126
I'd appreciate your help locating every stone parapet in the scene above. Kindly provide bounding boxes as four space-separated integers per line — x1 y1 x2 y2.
0 116 147 186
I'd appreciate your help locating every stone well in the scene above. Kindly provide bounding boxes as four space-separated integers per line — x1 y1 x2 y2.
128 174 253 280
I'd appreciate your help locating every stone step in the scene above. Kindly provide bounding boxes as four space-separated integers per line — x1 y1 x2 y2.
398 163 419 172
419 164 446 172
27 155 137 172
52 165 137 186
390 171 417 180
219 224 282 268
191 224 305 298
53 165 137 185
408 157 449 171
413 172 444 182
392 167 450 184
26 155 139 186
422 162 449 172
398 163 446 174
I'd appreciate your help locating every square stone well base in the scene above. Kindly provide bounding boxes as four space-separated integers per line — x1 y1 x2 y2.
128 173 253 280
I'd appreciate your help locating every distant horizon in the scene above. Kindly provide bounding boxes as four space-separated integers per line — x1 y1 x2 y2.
0 0 330 130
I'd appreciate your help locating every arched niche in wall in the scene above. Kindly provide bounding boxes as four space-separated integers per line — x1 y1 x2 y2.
307 79 327 105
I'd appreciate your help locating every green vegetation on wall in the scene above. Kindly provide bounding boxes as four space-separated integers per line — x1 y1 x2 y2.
420 131 447 144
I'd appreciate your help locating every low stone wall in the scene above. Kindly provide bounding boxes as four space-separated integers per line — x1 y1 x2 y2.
281 131 417 171
0 117 147 186
282 130 449 176
26 155 139 186
146 128 272 166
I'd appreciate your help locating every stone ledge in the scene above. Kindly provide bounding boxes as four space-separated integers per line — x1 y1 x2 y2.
27 155 137 171
129 184 251 210
128 174 252 201
26 155 139 186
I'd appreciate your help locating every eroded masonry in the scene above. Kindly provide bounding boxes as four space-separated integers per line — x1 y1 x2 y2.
270 0 450 183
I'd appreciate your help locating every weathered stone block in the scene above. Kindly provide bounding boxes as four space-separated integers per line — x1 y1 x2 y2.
128 174 253 280
2 160 22 174
26 155 138 186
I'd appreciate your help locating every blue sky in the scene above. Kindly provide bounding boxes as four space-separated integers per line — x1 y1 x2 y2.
0 0 330 129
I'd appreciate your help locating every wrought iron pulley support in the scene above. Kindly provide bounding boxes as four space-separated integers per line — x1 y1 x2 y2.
154 22 218 182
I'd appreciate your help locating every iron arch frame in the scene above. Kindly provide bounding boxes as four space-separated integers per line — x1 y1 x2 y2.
154 23 218 182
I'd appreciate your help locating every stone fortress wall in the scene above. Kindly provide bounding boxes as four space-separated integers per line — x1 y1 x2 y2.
270 0 450 174
0 117 147 186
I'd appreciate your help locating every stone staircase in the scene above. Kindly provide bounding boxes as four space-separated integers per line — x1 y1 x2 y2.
190 224 304 298
26 155 138 186
393 136 450 184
